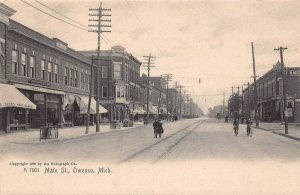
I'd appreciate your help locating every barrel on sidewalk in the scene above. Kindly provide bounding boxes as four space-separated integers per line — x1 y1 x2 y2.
40 125 58 141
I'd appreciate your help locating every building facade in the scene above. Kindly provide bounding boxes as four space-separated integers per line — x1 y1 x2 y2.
0 4 98 132
80 45 142 122
243 62 300 122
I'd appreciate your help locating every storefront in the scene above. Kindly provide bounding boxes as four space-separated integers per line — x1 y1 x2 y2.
0 83 36 133
63 94 108 126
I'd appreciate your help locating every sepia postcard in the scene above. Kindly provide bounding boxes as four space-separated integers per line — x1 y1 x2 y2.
0 0 300 194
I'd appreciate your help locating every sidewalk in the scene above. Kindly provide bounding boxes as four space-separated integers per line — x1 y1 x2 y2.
253 122 300 141
0 122 145 145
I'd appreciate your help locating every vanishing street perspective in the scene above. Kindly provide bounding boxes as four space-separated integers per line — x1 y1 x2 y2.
1 0 300 194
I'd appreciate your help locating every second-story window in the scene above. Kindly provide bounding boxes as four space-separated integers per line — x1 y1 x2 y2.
21 53 27 76
114 63 121 79
88 74 91 91
12 50 18 74
48 62 52 82
54 64 58 83
84 73 88 90
41 60 45 80
29 56 35 78
102 66 108 78
102 86 108 98
64 67 68 85
74 70 78 87
70 69 74 86
80 72 84 89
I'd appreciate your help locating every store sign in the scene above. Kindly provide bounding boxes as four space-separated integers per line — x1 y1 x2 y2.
289 69 300 76
285 108 293 117
14 84 65 95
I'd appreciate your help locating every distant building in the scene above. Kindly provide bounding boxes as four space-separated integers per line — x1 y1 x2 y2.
243 62 300 122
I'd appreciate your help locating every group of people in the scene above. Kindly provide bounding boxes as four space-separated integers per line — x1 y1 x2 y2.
232 117 253 137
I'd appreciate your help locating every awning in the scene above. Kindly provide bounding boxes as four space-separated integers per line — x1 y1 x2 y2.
0 83 36 109
133 106 146 114
79 96 108 114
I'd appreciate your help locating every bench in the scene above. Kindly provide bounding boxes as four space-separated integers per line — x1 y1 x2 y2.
7 124 30 132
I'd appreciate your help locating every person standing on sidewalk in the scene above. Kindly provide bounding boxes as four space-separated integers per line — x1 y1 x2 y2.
246 118 253 137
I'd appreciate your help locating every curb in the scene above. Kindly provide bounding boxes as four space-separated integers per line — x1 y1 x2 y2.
254 127 300 142
12 124 145 145
272 131 300 141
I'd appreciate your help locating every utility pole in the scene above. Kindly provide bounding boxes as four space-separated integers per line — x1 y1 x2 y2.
179 85 182 119
142 54 155 124
158 89 161 117
163 73 172 121
86 56 94 134
274 46 288 134
248 82 250 118
237 86 240 121
183 90 186 117
251 42 259 127
174 81 178 116
222 92 225 117
88 2 111 132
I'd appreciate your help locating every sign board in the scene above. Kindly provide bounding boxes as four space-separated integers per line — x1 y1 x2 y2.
285 108 293 117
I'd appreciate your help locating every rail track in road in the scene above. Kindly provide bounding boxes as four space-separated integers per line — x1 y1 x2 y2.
118 119 205 164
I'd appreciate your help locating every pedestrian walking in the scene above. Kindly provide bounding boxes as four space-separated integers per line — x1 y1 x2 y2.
153 119 164 138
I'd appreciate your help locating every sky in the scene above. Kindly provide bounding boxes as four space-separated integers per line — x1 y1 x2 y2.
4 0 300 113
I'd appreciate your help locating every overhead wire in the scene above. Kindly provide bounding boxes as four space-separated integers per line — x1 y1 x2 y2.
20 0 111 44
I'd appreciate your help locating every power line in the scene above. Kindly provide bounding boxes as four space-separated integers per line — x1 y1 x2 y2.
20 0 87 31
35 0 111 44
20 0 111 44
124 0 147 33
35 0 88 29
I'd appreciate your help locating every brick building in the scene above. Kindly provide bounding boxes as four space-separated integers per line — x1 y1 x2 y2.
243 62 300 122
80 45 142 122
0 4 103 133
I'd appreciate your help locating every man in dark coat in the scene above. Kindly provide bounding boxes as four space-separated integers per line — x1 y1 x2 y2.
153 119 164 138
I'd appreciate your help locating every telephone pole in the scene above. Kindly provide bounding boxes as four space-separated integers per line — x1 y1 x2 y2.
179 85 182 119
88 2 111 132
251 42 259 127
163 73 173 121
222 92 225 117
142 54 155 124
274 46 288 134
86 56 94 134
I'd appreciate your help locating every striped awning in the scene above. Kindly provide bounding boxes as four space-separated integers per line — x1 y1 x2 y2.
79 96 108 114
0 83 36 109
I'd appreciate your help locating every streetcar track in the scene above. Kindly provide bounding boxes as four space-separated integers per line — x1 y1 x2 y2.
152 121 203 163
118 120 204 164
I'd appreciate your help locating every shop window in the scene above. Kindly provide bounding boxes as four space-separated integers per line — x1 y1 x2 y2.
12 50 18 74
116 86 120 97
48 62 52 82
21 53 27 76
29 56 35 78
41 60 45 80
